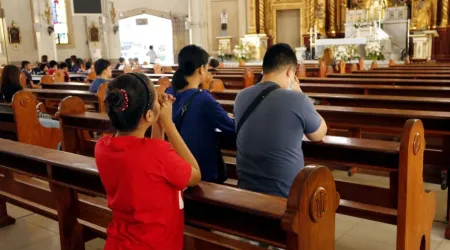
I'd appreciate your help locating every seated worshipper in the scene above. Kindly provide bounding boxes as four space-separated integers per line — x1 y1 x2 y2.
95 73 201 250
90 59 111 93
0 65 58 127
70 55 77 65
48 60 59 75
208 58 219 72
21 61 41 88
41 55 48 64
133 57 140 67
59 63 70 82
128 58 134 67
166 45 235 183
72 58 84 73
85 62 93 73
115 57 126 70
234 43 327 198
65 58 73 72
32 63 48 75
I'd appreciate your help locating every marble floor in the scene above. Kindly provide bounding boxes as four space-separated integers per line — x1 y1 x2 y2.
0 172 449 249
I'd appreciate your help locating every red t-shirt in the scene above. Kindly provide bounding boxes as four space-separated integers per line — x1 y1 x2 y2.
48 68 56 75
95 136 192 250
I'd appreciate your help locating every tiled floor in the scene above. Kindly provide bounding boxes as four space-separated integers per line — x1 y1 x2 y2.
0 172 449 249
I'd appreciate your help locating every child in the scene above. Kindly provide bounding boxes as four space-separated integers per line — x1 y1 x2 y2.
59 63 70 82
48 60 59 75
90 59 112 93
21 61 41 88
95 73 201 249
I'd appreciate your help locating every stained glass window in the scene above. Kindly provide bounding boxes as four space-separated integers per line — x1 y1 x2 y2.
52 0 69 45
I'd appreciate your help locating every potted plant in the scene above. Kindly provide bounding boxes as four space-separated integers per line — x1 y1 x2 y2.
233 42 251 66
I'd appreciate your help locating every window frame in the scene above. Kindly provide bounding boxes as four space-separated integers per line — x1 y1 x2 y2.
54 0 75 49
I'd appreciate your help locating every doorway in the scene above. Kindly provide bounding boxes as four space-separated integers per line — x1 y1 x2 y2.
119 14 174 64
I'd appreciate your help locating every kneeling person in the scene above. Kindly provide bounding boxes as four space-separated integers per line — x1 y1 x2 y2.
234 43 327 198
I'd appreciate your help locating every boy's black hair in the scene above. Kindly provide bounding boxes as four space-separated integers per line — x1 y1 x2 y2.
49 60 59 68
262 43 298 74
172 45 209 91
119 57 125 63
209 58 219 69
59 62 68 69
21 61 31 69
95 59 111 75
105 73 156 132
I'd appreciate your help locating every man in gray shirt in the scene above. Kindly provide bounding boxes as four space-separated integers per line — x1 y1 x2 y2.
233 44 327 197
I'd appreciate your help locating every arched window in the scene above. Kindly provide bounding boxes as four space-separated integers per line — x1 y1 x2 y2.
52 0 70 45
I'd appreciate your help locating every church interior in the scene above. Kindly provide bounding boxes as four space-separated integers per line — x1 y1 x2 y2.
0 0 450 249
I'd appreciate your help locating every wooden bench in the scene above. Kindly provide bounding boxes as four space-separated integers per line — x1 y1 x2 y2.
0 91 60 148
354 70 450 75
298 77 450 86
0 139 339 250
328 73 450 79
211 84 450 100
56 97 435 248
41 82 91 91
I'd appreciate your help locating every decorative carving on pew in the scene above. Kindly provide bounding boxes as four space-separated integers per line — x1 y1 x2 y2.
19 96 30 107
413 133 421 155
310 187 328 222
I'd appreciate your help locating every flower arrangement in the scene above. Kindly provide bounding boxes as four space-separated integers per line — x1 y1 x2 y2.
233 42 252 62
353 17 373 29
365 40 385 60
330 45 360 62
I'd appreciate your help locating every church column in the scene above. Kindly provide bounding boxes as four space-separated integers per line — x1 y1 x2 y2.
309 0 315 30
440 0 449 27
328 0 337 37
188 0 208 49
247 0 257 34
103 1 121 61
258 0 265 34
30 0 57 61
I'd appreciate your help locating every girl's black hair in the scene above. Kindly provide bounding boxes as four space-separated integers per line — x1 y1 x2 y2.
172 45 209 91
105 73 155 132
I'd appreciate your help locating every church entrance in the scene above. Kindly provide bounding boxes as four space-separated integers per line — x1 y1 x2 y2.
119 14 174 64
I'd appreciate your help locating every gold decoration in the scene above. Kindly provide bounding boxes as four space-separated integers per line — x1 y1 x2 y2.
248 0 257 34
412 0 432 30
89 22 100 42
315 1 326 35
259 0 265 34
310 0 315 29
328 0 337 35
42 1 53 26
110 2 117 25
265 0 274 36
440 0 448 27
8 21 21 44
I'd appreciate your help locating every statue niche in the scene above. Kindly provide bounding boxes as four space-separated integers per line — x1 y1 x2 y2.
412 0 432 30
314 1 326 35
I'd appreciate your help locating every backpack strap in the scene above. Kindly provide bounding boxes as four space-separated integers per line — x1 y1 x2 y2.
236 84 280 135
176 90 202 131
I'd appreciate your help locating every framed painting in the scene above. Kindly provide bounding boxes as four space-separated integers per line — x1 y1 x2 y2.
8 23 21 44
89 24 100 42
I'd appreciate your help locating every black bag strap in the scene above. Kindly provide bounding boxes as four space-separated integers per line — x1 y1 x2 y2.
236 84 280 135
176 90 201 130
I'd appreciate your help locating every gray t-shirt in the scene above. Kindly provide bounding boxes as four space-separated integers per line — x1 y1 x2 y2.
234 81 322 197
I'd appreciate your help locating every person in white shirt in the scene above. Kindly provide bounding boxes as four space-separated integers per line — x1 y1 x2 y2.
147 45 158 64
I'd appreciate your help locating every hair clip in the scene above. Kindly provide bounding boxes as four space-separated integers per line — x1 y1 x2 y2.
119 89 129 112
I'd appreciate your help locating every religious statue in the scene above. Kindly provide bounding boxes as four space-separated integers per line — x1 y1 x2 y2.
412 0 432 30
315 2 326 35
221 9 228 36
8 21 21 44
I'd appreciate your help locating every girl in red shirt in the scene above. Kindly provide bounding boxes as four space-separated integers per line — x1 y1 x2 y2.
95 72 201 250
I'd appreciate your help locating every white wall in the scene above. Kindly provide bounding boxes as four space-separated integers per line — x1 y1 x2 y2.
1 0 38 64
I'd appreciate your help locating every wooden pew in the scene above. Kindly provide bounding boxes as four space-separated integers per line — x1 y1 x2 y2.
56 97 435 248
0 91 60 148
298 77 450 86
41 82 91 91
353 70 450 74
216 93 450 113
212 84 450 100
0 139 339 250
328 73 450 79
